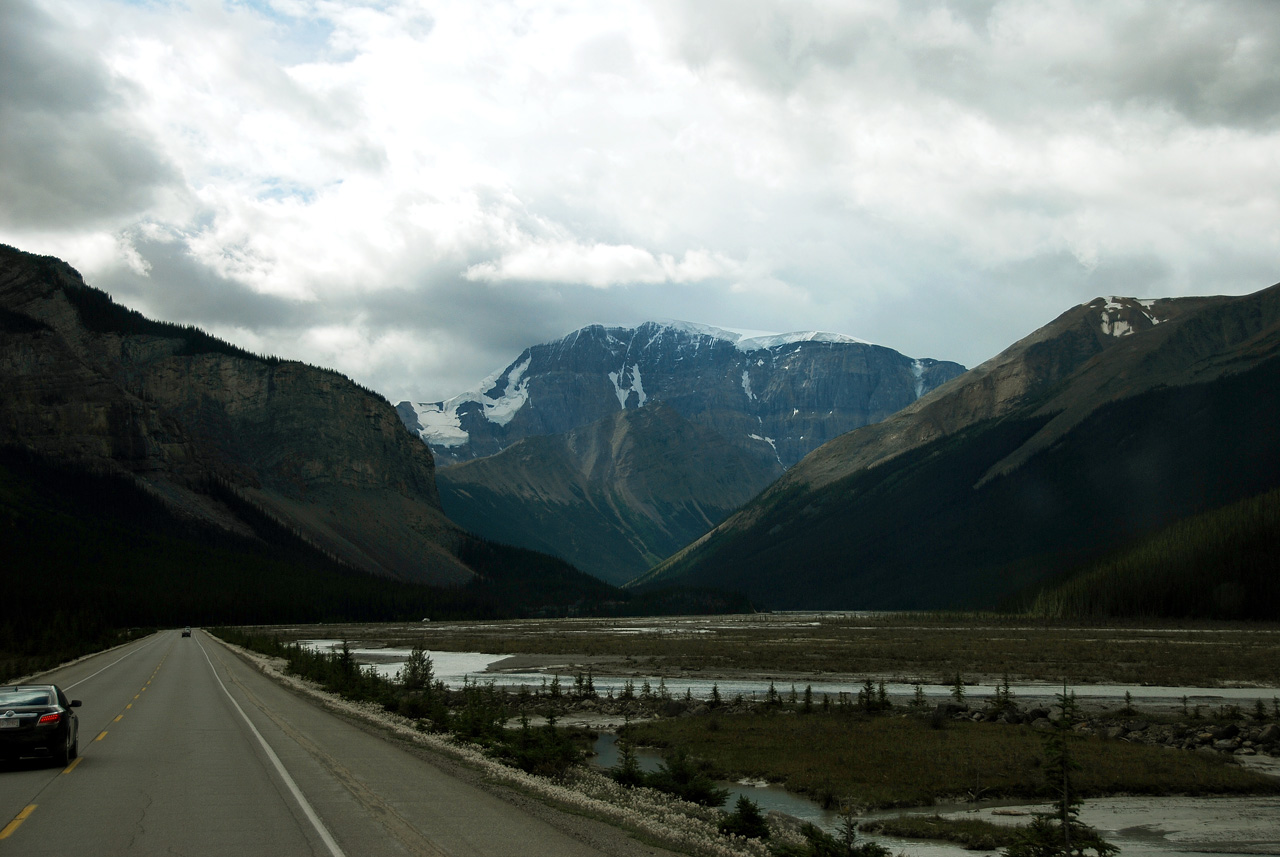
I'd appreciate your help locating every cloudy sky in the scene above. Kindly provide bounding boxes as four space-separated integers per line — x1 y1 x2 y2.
3 0 1278 403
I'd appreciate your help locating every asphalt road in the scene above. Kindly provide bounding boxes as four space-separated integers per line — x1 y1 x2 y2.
0 630 659 856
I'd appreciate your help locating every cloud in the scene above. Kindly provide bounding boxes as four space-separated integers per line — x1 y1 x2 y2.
0 0 180 229
464 241 744 287
2 0 1278 407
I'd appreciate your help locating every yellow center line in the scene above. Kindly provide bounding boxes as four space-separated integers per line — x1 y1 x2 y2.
113 715 123 722
95 731 108 742
0 805 37 840
62 757 84 774
126 703 132 709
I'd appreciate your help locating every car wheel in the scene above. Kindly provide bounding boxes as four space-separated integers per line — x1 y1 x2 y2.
69 733 78 761
54 731 72 768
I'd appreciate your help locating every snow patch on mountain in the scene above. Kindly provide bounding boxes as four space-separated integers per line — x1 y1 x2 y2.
742 370 755 401
749 433 781 466
631 365 647 406
738 330 871 350
409 401 469 447
483 356 531 425
655 319 872 351
608 364 648 409
408 355 531 447
607 371 626 409
1099 297 1166 338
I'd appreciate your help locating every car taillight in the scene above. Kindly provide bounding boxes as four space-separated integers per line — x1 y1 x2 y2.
38 713 61 726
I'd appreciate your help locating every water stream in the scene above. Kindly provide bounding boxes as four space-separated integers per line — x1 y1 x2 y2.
301 640 1280 710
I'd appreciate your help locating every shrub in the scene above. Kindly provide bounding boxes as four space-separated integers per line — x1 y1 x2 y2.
719 795 770 840
645 749 729 807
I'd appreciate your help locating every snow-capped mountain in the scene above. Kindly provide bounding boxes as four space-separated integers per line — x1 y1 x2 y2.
397 321 966 469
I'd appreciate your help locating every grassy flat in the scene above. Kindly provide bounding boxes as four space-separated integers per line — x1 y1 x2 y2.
622 712 1279 809
259 614 1280 687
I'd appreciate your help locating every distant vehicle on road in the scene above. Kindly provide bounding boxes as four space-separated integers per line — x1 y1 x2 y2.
0 684 81 767
182 626 191 637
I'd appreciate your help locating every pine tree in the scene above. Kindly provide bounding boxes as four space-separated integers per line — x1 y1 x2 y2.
858 678 875 712
401 642 433 692
719 795 770 840
610 739 645 788
1003 684 1118 857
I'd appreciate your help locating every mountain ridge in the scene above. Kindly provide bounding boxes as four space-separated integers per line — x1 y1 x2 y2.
398 320 965 469
637 283 1280 609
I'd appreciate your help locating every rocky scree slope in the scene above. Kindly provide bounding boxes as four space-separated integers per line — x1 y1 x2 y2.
0 245 471 585
436 402 782 584
638 286 1280 610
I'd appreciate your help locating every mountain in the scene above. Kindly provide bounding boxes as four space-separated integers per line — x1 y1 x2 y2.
0 245 475 586
635 285 1280 612
397 321 965 469
399 321 964 582
0 245 754 638
436 402 782 584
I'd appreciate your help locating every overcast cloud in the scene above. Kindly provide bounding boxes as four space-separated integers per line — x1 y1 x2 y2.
2 0 1278 402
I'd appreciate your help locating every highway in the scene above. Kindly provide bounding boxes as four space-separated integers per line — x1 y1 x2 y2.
0 630 667 856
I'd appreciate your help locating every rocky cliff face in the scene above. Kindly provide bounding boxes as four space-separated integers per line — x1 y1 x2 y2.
437 402 782 584
0 245 470 585
399 321 965 469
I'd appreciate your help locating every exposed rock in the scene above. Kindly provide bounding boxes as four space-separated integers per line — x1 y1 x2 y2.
401 321 965 470
1213 723 1241 740
436 402 782 584
0 244 471 585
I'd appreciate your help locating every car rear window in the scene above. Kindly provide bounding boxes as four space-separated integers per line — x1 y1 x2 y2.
0 691 52 707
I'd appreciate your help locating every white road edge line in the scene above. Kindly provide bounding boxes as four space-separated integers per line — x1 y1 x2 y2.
65 634 163 691
196 635 347 857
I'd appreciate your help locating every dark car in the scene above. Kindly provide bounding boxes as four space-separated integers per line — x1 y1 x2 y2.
182 626 191 637
0 685 81 767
